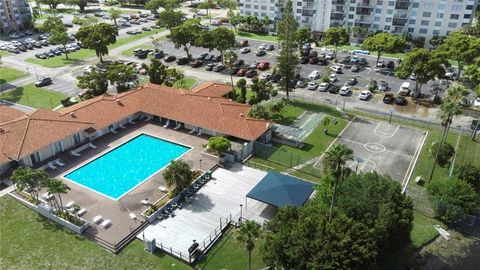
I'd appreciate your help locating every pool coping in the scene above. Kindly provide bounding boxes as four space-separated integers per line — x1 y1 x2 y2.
61 132 193 201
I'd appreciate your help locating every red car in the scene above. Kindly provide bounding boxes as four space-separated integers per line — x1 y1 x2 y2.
190 60 203 68
236 68 247 76
256 61 270 71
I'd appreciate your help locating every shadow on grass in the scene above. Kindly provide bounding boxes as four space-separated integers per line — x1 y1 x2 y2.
194 229 234 270
0 87 24 103
0 79 5 84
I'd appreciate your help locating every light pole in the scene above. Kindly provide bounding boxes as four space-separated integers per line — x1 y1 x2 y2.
199 159 202 170
355 157 363 173
239 203 243 222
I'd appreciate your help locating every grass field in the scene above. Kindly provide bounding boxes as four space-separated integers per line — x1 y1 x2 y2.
237 31 279 42
0 84 67 109
0 66 28 84
173 77 198 89
25 30 164 68
0 50 12 57
0 196 264 270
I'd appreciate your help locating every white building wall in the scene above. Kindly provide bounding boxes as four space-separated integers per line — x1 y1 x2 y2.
0 0 32 32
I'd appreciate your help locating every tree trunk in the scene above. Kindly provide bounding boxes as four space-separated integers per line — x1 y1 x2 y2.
328 179 338 223
113 18 117 26
457 60 463 78
428 129 446 183
64 44 69 60
230 73 235 99
376 52 381 65
99 53 103 62
248 250 252 270
58 194 64 213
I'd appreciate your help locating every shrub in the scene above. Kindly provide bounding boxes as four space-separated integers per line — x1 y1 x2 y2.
454 163 480 192
206 136 231 156
429 141 455 167
427 178 479 223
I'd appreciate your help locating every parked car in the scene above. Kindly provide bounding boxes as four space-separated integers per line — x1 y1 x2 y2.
409 73 416 80
317 58 328 66
142 26 151 31
233 59 244 67
326 51 334 60
331 65 342 74
473 97 480 107
346 77 358 86
256 50 266 57
256 61 270 71
383 92 395 104
300 56 309 64
328 84 339 94
318 82 329 92
246 69 257 78
258 44 267 51
358 58 368 66
308 70 321 80
328 74 337 83
296 79 308 88
376 60 384 67
196 52 209 60
395 95 407 105
206 63 215 71
240 47 251 54
359 90 372 100
266 44 275 51
339 86 352 96
239 40 249 47
309 57 318 64
309 50 318 58
350 55 359 64
307 81 318 90
386 61 395 69
378 80 389 91
445 68 458 80
341 56 351 64
230 67 240 75
351 65 361 72
213 64 225 72
236 68 247 76
190 60 203 68
164 55 176 62
176 57 189 65
35 77 53 87
260 73 271 81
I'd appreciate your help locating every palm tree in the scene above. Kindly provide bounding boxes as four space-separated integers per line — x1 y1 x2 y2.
108 8 121 27
41 178 71 213
11 167 49 203
235 220 261 270
224 50 238 98
162 160 193 192
321 144 354 222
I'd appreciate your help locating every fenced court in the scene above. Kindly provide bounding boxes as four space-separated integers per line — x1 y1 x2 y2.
271 111 325 148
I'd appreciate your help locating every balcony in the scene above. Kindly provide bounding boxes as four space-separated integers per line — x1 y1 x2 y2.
392 18 407 26
395 0 410 10
331 13 345 20
354 19 372 27
332 0 346 4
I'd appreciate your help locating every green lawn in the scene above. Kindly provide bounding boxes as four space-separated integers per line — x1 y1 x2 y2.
237 31 279 42
0 84 67 109
0 66 28 84
173 77 198 89
0 196 265 270
410 212 439 249
0 50 12 57
26 30 165 68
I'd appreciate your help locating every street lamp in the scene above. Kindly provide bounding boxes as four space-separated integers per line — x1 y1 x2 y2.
355 157 363 173
239 204 243 222
199 159 202 170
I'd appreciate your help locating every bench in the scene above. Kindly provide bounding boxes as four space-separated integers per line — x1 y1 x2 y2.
415 175 423 185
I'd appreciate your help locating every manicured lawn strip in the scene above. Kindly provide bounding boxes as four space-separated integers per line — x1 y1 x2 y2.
0 84 67 109
173 77 198 89
410 212 439 249
0 196 191 270
197 227 265 270
0 50 12 57
25 30 165 68
236 31 279 42
0 66 28 84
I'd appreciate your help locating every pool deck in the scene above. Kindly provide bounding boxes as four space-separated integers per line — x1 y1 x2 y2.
43 121 216 247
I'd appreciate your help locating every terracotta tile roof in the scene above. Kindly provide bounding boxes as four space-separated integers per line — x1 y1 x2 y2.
191 81 232 97
0 105 26 124
0 109 93 161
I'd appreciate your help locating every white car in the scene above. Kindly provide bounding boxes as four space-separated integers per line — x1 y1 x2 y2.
318 82 330 92
473 97 480 107
359 90 372 100
260 73 271 80
240 47 251 54
330 65 343 73
409 73 416 80
326 51 334 60
258 43 267 51
307 81 318 90
308 70 321 80
328 74 337 83
445 68 458 79
350 55 359 63
377 60 384 67
339 86 352 96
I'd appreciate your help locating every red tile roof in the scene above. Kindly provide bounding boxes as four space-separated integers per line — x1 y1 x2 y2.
0 109 93 162
0 105 26 124
191 81 232 97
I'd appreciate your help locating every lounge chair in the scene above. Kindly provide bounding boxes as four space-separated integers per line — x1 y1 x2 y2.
93 215 103 224
101 219 112 228
55 159 66 167
129 213 137 220
77 208 87 216
70 150 81 157
111 129 118 134
158 186 167 192
128 119 136 125
89 143 97 149
65 201 75 208
144 115 153 121
119 124 126 129
141 199 150 205
174 122 182 130
42 192 54 200
47 162 57 170
197 128 203 136
163 119 170 128
189 128 196 134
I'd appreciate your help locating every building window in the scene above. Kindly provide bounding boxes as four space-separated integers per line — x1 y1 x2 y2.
297 9 301 13
387 9 393 14
466 5 474 10
437 13 444 19
374 16 380 22
424 3 433 9
408 27 414 33
350 6 355 11
348 14 354 19
464 14 471 19
373 24 379 29
448 22 458 28
384 26 390 30
386 17 392 22
297 2 302 6
261 6 267 10
438 4 446 10
412 3 419 8
434 21 442 27
409 19 416 25
452 5 462 11
419 28 428 34
388 1 394 6
376 8 381 13
423 12 431 18
421 20 429 26
450 14 459 20
377 0 383 5
432 30 440 36
348 22 353 26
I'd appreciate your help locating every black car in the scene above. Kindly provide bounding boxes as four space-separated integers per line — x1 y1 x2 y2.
245 69 257 78
205 54 216 62
317 58 328 66
328 84 339 94
196 52 209 60
383 92 395 104
213 64 225 72
341 56 351 64
266 44 275 51
206 63 215 71
164 55 176 62
35 53 47 59
256 50 266 56
18 45 27 52
190 60 203 68
35 77 52 87
233 59 244 67
269 74 280 83
358 58 368 66
395 95 407 105
346 77 358 85
300 56 309 64
386 61 395 69
176 57 189 65
351 65 360 72
230 67 239 75
137 51 150 59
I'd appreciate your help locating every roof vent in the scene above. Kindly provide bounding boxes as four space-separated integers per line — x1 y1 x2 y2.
116 99 123 105
0 128 4 134
69 112 76 118
208 97 211 101
266 122 270 128
229 99 233 102
239 113 245 117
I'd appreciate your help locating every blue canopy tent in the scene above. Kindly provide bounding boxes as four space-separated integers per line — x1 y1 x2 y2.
246 172 316 208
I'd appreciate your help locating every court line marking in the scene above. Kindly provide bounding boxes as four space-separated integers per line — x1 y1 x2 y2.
402 131 429 193
374 123 399 138
349 159 376 173
337 138 413 158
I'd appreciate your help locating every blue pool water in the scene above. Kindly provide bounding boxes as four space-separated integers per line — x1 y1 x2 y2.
65 134 190 200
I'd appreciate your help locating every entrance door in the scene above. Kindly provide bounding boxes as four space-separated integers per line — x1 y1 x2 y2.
30 152 41 165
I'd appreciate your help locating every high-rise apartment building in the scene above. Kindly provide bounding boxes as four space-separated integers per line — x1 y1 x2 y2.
238 0 479 42
0 0 32 33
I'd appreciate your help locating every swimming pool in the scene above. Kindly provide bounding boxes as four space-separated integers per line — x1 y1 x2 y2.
64 134 190 200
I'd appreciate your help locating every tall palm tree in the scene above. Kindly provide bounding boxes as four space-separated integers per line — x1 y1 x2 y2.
41 178 71 213
321 144 354 222
224 50 238 98
108 8 121 27
162 160 193 192
235 220 261 270
11 167 48 202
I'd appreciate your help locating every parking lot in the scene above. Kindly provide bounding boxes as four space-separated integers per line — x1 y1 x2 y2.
316 117 426 188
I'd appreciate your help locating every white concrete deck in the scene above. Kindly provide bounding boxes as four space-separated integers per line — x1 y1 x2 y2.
139 164 268 255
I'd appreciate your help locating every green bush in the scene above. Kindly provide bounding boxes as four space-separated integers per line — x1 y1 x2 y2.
207 136 231 156
454 163 480 192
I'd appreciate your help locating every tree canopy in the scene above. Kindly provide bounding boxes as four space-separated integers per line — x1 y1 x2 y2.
157 8 184 30
75 23 118 62
437 32 480 77
454 163 480 192
323 27 349 60
41 16 70 59
206 136 231 156
76 67 109 97
362 32 406 63
162 160 194 193
169 19 202 59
